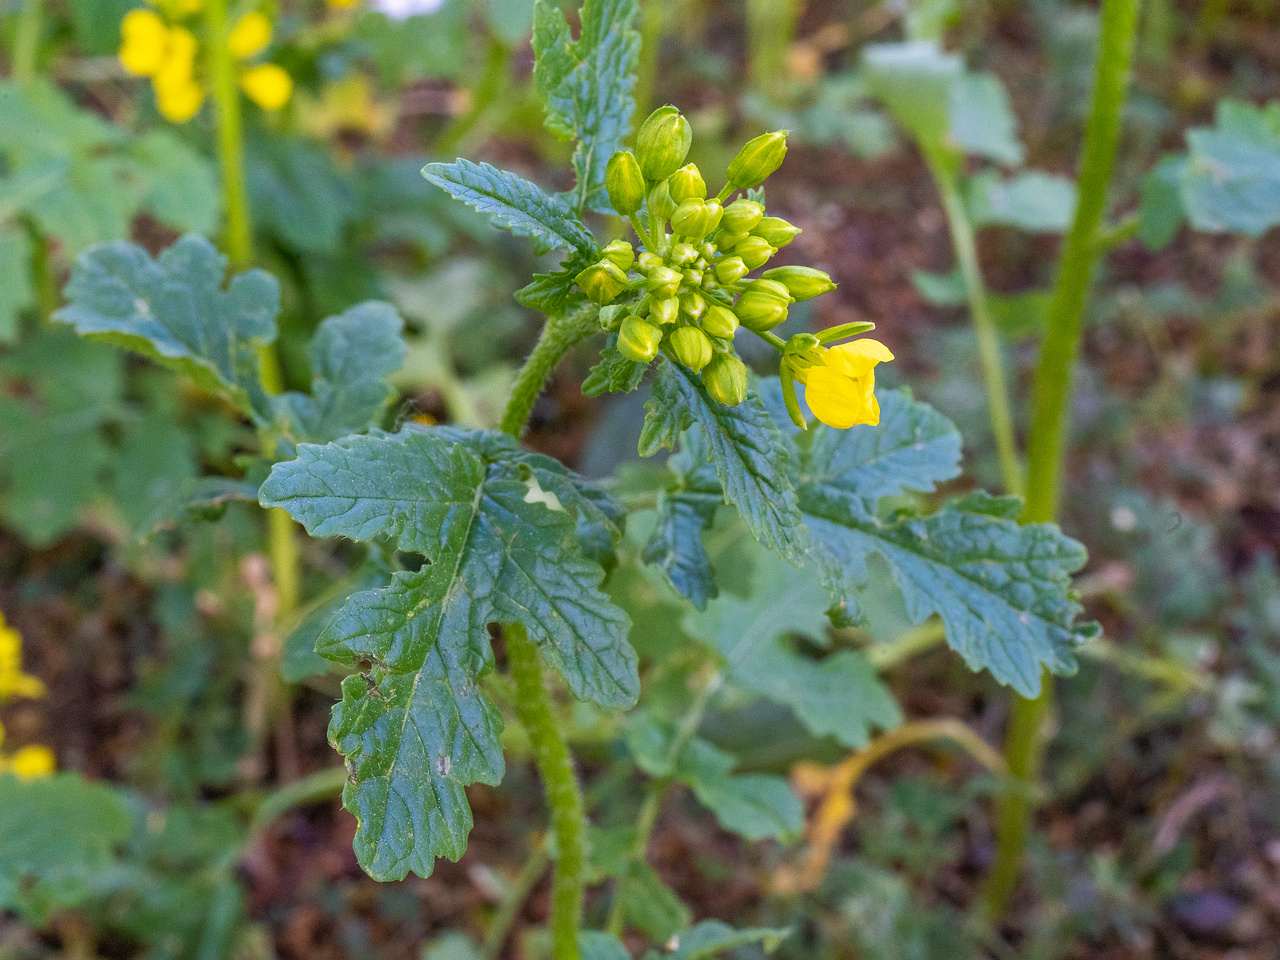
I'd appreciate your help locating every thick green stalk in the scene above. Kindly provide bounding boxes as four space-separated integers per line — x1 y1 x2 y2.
505 624 585 960
929 155 1023 496
982 0 1142 920
205 0 253 274
499 305 600 438
12 0 42 83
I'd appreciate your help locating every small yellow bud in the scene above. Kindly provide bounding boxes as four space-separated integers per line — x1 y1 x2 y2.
745 278 794 302
646 266 683 299
702 353 748 406
228 11 272 59
672 199 720 239
240 63 293 111
637 251 663 273
714 257 748 285
618 316 663 363
648 180 677 220
670 242 698 265
761 265 836 302
649 297 680 325
635 105 692 181
734 236 777 270
701 304 739 338
680 289 706 320
725 130 788 190
753 217 801 248
605 151 646 215
720 199 765 234
603 239 635 271
734 287 789 332
668 326 713 372
668 163 706 202
576 260 630 304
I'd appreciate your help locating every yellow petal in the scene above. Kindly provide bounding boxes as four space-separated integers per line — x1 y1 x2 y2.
228 11 272 60
823 338 894 378
804 366 878 429
240 64 293 111
119 10 170 77
5 745 55 780
154 76 205 122
327 0 361 6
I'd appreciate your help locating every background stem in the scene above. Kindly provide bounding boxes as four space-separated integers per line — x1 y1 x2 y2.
12 0 43 84
982 0 1143 921
505 624 585 960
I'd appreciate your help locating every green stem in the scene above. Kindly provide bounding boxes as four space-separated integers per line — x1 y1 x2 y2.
930 157 1023 496
248 765 347 835
499 305 600 438
12 0 43 84
605 671 723 937
982 0 1142 922
505 625 585 960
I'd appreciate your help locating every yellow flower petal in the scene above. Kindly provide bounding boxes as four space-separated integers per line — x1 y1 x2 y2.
5 745 55 780
327 0 361 6
0 615 44 701
228 11 272 60
823 338 894 378
805 367 879 429
240 63 293 111
154 76 205 122
119 10 170 77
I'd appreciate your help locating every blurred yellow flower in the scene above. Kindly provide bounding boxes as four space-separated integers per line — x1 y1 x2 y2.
327 0 361 7
119 9 171 77
241 63 294 111
0 741 56 780
798 339 894 429
0 613 44 701
228 11 272 59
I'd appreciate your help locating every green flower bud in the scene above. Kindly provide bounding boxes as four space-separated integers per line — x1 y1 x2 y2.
702 353 748 406
720 199 765 235
725 130 788 190
646 265 683 299
701 303 739 338
576 260 630 304
668 325 713 372
598 304 628 329
603 239 635 271
618 315 663 362
683 268 704 289
671 199 714 239
734 289 789 331
671 242 698 264
746 278 794 302
650 296 680 325
761 265 836 301
637 251 663 273
704 199 723 233
715 230 748 249
668 163 706 202
699 242 717 259
680 289 707 320
714 257 749 285
753 216 801 248
605 150 646 215
636 106 693 181
734 236 777 270
648 179 677 220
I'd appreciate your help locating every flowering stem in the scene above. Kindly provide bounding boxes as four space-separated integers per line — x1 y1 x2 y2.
499 304 600 438
982 0 1142 922
928 155 1024 496
12 0 42 84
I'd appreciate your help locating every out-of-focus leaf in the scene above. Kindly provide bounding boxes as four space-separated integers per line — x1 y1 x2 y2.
966 169 1077 232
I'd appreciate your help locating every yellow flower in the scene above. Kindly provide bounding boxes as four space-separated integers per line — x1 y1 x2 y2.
0 613 44 701
798 338 894 429
228 11 272 59
327 0 361 7
1 744 56 780
152 27 204 122
241 63 293 111
119 9 171 77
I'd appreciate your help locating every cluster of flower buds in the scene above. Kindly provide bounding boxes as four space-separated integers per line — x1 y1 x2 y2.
573 106 839 408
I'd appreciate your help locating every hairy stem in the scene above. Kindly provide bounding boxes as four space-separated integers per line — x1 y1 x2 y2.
506 625 585 960
982 0 1142 921
499 305 600 438
930 157 1023 496
12 0 43 84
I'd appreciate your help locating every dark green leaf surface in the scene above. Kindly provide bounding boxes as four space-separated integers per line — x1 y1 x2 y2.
54 236 278 421
666 920 790 959
641 431 721 608
966 169 1077 232
260 426 636 879
422 159 598 256
274 302 407 444
641 361 805 562
1179 101 1280 237
582 337 646 397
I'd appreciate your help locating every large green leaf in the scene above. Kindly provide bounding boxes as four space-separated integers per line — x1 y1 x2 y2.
641 361 805 563
663 921 790 959
641 430 721 609
274 302 408 444
422 159 598 256
532 0 641 212
0 223 34 342
54 235 278 422
966 169 1077 232
1180 100 1280 237
259 425 636 879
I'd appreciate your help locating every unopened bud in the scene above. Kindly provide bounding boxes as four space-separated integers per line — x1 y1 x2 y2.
668 326 713 372
576 260 630 303
646 265 683 299
725 130 788 190
720 199 765 234
605 151 646 215
668 163 706 202
702 304 740 338
762 265 836 301
699 242 717 259
637 251 663 273
714 257 749 285
753 217 801 248
734 236 777 270
648 180 677 220
680 290 707 320
603 239 635 271
636 106 692 181
702 353 748 406
671 242 698 265
650 296 680 325
618 315 663 362
671 199 713 239
746 278 794 302
734 288 789 331
599 304 628 329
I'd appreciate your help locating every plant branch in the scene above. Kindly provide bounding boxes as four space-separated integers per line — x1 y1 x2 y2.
12 0 43 84
499 305 600 438
982 0 1143 922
